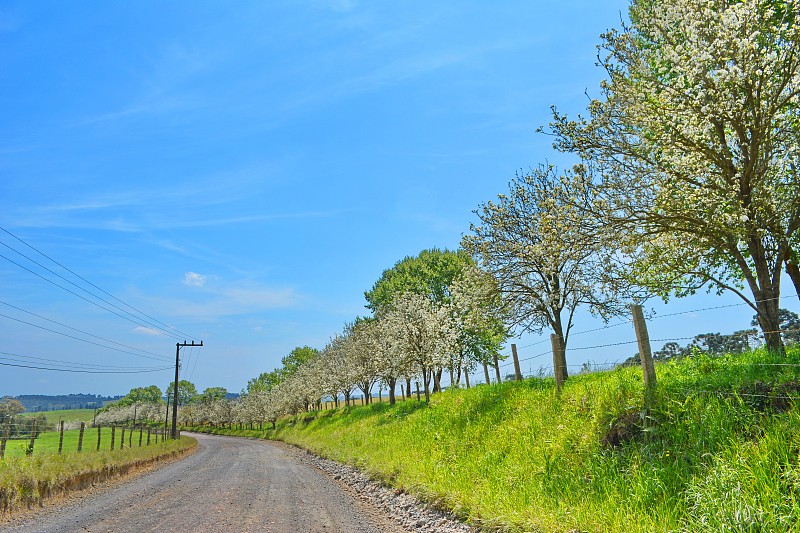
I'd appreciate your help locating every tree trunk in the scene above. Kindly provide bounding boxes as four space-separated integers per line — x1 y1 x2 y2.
422 365 431 403
483 361 491 384
388 378 396 406
743 236 785 355
493 353 502 382
448 365 455 388
405 378 412 400
433 368 442 393
464 366 470 389
755 295 784 354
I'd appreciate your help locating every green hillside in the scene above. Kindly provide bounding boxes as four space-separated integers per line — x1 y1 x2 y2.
259 348 800 532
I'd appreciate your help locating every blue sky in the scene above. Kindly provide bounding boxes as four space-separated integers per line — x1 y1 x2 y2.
2 1 797 397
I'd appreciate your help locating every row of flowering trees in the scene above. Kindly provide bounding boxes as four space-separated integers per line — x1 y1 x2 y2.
175 251 512 427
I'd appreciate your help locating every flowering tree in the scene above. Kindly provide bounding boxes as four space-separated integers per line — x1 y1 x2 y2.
382 292 458 402
448 263 510 385
365 248 475 391
371 315 413 404
346 318 382 403
549 0 800 353
463 165 625 381
324 330 359 406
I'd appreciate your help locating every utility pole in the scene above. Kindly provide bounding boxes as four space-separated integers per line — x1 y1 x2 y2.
172 340 203 439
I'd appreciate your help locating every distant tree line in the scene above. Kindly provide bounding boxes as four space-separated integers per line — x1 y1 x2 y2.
13 394 123 412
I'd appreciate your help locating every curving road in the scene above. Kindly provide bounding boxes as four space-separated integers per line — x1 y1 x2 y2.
3 433 399 533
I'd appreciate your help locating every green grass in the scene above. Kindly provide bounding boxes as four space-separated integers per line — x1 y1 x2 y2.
208 347 800 532
19 408 96 424
3 426 166 458
0 435 195 514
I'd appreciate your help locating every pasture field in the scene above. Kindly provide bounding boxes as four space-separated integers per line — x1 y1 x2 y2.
19 408 96 424
196 347 800 532
2 426 163 458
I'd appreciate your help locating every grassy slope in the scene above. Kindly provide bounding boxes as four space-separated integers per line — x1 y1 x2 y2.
259 348 800 532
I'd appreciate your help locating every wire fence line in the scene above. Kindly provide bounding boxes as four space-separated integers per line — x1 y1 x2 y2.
498 294 800 359
0 420 175 459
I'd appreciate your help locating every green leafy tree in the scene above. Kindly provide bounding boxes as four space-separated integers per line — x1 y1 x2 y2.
365 248 473 312
166 380 198 406
246 346 319 394
0 397 25 424
198 387 228 404
119 385 162 406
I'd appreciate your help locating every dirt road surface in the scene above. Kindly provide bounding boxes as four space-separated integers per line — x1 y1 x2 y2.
3 432 400 533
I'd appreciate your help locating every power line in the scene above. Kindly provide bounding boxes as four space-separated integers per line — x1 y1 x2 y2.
0 360 172 374
0 249 186 341
0 299 170 361
0 351 167 371
0 225 197 340
0 312 170 362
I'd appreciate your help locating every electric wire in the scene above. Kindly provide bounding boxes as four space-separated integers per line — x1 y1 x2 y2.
0 312 170 362
0 299 170 361
0 350 166 371
0 360 172 374
0 225 197 340
0 249 185 341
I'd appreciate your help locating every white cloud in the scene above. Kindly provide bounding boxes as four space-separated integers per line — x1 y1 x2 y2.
132 326 165 336
184 272 207 287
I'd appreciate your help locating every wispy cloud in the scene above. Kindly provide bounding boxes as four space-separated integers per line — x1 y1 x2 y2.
132 326 165 336
184 272 207 287
140 278 300 321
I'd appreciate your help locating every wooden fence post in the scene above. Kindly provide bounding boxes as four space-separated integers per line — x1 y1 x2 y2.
121 427 126 449
493 353 502 382
147 427 151 446
128 426 133 448
631 304 657 402
28 420 37 456
550 334 565 392
78 422 85 452
110 426 116 451
0 424 9 459
58 420 65 454
97 425 101 451
511 343 523 381
138 426 143 447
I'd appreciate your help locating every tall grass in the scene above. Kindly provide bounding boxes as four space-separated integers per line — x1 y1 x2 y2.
262 347 800 532
0 436 195 515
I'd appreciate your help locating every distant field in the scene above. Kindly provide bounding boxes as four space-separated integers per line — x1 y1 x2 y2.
20 408 96 424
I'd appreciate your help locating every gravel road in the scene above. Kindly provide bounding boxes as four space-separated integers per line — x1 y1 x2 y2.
3 433 474 533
